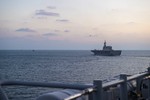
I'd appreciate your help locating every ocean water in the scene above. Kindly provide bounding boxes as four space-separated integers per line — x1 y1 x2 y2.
0 50 150 100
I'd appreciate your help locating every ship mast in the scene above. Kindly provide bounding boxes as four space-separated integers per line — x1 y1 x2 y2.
103 40 106 50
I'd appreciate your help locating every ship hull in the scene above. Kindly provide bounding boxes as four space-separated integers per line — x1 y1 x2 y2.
91 50 121 56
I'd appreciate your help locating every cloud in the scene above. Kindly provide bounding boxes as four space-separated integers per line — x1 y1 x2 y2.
64 30 70 32
54 30 60 32
47 6 56 9
56 19 69 22
88 33 99 37
35 10 59 17
16 28 36 32
36 16 47 19
89 34 96 37
92 28 98 30
127 21 136 24
43 32 57 36
111 9 120 12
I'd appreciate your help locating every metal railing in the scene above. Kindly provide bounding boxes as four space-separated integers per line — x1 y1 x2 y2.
0 67 150 100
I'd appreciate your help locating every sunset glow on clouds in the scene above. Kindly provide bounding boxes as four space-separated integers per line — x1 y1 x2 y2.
0 0 150 50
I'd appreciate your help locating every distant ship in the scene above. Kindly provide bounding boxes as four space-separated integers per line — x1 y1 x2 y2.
91 41 122 56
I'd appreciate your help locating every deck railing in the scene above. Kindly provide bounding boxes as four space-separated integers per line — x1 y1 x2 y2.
0 67 150 100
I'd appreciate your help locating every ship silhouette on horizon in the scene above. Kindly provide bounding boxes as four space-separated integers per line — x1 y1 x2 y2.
91 41 122 56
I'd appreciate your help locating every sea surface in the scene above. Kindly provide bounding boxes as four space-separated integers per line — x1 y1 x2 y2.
0 50 150 100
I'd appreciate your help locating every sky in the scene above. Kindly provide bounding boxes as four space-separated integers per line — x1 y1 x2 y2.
0 0 150 50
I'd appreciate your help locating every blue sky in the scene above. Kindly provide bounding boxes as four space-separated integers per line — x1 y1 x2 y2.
0 0 150 50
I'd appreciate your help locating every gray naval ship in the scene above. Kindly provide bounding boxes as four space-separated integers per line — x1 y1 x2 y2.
91 41 121 56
